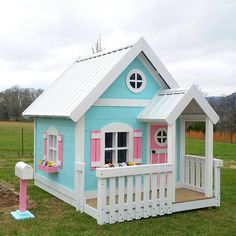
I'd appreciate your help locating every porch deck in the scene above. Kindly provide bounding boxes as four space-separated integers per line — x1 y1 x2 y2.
86 188 209 209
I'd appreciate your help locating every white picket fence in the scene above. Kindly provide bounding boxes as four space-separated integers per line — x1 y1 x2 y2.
95 164 174 225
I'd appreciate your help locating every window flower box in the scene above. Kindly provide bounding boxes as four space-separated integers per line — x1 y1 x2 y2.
38 160 58 173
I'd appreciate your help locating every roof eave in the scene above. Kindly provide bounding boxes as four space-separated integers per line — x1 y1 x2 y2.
22 113 71 120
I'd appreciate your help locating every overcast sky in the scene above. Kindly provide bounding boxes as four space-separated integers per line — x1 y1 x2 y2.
0 0 235 96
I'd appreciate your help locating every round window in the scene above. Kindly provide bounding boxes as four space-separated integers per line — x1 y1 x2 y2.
126 69 146 93
154 128 167 146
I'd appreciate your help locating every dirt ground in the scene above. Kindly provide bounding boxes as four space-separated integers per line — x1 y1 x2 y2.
0 180 19 209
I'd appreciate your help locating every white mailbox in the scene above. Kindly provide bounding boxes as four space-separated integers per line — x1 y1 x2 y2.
15 162 33 180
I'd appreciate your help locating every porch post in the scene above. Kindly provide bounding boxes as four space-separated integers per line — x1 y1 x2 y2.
179 118 185 185
167 121 176 202
205 118 213 197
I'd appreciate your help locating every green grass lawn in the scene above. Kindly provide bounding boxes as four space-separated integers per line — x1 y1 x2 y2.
0 122 235 236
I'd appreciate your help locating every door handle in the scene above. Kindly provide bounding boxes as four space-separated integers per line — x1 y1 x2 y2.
151 149 156 154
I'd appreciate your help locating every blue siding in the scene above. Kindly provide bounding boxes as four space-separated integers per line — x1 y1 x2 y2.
35 117 75 190
100 57 160 99
84 106 147 191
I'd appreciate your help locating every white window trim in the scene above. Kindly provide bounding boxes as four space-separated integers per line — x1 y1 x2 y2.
126 69 146 93
154 127 167 147
101 123 133 165
47 128 59 165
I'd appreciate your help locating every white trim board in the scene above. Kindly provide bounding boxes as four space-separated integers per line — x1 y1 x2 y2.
74 116 85 211
33 118 36 180
173 198 217 213
93 99 150 107
35 174 77 208
84 204 97 220
180 114 206 121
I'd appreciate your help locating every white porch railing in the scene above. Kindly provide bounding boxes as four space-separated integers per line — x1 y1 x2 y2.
184 155 223 201
95 164 174 225
184 155 206 192
213 158 223 206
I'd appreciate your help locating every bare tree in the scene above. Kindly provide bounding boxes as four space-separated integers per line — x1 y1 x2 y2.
0 86 43 121
92 35 105 54
226 93 236 142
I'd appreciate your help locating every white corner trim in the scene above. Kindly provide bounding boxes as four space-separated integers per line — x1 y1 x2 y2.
75 162 85 171
146 124 151 164
93 98 150 107
179 118 185 185
34 118 36 179
75 116 85 211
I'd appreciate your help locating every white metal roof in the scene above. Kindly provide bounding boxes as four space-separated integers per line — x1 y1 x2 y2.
23 37 179 121
138 85 219 124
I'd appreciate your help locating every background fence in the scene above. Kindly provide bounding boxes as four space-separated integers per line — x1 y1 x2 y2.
186 130 236 144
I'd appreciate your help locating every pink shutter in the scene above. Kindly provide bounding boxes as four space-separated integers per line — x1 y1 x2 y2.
133 129 142 163
58 134 63 168
90 131 101 168
43 132 48 160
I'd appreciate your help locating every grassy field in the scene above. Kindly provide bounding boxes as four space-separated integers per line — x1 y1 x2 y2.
0 122 236 236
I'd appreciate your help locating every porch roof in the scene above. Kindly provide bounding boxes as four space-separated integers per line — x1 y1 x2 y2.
137 85 219 125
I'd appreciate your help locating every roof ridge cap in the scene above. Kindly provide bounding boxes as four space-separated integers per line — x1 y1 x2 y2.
76 44 133 62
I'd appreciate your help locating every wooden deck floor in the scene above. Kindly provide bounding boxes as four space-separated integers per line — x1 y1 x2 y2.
86 188 208 209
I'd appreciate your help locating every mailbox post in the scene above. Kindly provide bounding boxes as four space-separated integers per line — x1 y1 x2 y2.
11 161 35 220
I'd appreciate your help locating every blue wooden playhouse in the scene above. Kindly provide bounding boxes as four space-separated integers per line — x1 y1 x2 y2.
23 37 223 224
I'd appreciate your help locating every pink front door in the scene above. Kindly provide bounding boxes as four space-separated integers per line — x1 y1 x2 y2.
150 124 168 164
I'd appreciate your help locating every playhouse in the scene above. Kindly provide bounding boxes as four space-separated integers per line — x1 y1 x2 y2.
23 37 223 224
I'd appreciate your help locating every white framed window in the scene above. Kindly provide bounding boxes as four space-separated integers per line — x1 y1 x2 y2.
154 128 167 146
104 132 128 164
101 123 133 165
126 69 146 93
48 129 58 164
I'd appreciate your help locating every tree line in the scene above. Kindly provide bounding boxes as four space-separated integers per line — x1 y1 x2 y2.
0 86 43 121
208 92 236 133
0 85 235 134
